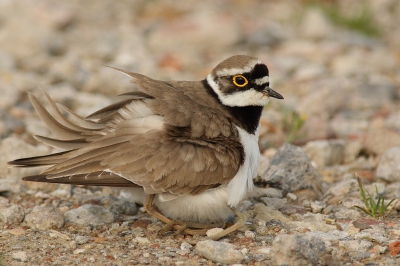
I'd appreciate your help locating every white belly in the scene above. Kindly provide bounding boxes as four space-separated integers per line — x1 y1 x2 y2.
121 186 233 223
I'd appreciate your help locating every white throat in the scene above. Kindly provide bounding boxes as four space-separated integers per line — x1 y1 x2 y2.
206 74 270 107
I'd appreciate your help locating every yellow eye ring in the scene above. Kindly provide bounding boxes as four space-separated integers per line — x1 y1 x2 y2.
232 75 248 87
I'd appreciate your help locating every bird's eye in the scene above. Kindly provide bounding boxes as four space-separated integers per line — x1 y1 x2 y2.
232 75 248 87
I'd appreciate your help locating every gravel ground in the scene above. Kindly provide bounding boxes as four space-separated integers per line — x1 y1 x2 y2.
1 0 400 265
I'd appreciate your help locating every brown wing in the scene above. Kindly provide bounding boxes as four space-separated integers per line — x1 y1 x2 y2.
9 69 243 194
111 68 236 139
102 127 244 195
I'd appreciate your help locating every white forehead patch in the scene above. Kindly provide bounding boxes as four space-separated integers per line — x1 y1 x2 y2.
254 76 269 86
215 59 263 77
207 74 270 107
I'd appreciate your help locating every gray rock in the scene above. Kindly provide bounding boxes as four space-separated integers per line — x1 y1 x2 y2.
270 234 326 266
303 139 346 168
0 205 25 224
375 146 400 182
334 208 361 220
64 204 114 226
385 182 400 199
195 240 244 264
349 79 397 110
253 204 291 223
25 206 64 230
306 230 350 242
261 143 323 196
344 140 364 163
261 197 287 210
279 205 306 216
338 239 373 252
256 219 287 236
110 200 138 216
286 214 336 233
330 115 369 138
354 227 389 245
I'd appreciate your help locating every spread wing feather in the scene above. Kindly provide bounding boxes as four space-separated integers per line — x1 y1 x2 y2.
9 69 244 195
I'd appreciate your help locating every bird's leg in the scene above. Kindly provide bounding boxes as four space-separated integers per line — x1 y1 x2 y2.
144 194 225 236
207 207 246 240
143 194 172 224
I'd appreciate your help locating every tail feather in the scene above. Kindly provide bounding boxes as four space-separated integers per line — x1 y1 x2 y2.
8 151 70 167
34 135 87 150
22 172 140 187
28 93 84 139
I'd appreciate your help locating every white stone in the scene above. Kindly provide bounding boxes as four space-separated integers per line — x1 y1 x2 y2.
12 251 28 262
135 236 150 245
206 227 224 237
195 240 244 264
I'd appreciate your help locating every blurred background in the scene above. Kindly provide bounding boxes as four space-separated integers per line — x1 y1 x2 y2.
0 0 400 181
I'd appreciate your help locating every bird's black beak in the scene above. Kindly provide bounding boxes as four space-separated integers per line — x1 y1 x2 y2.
267 87 284 99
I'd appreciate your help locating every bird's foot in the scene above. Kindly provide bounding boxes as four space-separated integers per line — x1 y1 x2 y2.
207 207 246 240
158 220 225 236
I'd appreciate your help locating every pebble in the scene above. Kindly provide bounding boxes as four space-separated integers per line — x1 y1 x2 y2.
354 228 389 245
75 235 90 245
135 236 151 245
310 201 326 213
180 242 192 251
270 234 326 266
305 230 350 242
286 214 336 233
195 240 244 264
322 179 359 204
253 204 290 223
256 219 286 236
206 227 224 237
73 249 85 255
338 240 373 252
48 230 71 240
0 205 25 224
334 208 361 220
12 251 28 262
375 146 400 182
244 230 256 239
24 206 64 230
110 200 138 216
303 139 346 168
64 204 114 226
261 197 287 209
